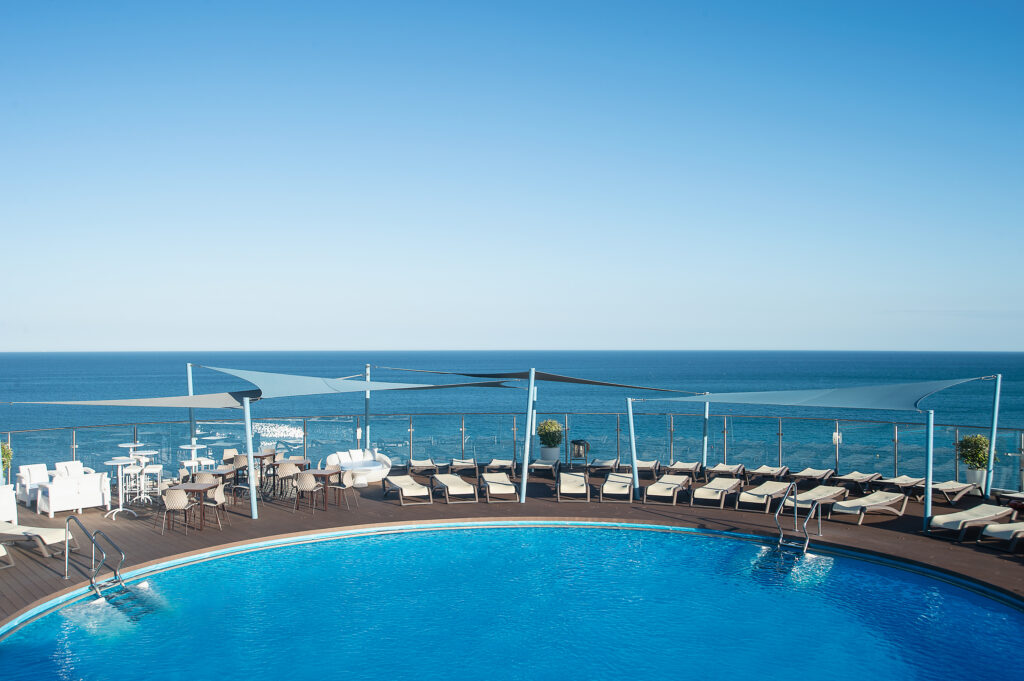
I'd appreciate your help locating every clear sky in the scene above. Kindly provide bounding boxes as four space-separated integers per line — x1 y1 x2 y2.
1 1 1021 351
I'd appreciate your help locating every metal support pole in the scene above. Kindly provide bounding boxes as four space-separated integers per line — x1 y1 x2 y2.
669 415 675 463
701 402 709 467
71 429 77 462
409 416 414 459
626 399 640 489
1018 431 1024 492
186 363 197 445
615 414 621 461
985 374 1002 497
512 416 517 458
302 419 308 460
461 415 466 458
722 417 728 464
518 369 536 504
834 420 840 473
563 414 569 464
953 427 959 482
777 418 783 467
923 410 934 531
243 397 259 520
893 424 900 477
363 364 371 451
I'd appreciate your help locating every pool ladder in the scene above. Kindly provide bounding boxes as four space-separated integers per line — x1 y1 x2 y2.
63 516 127 597
774 482 823 553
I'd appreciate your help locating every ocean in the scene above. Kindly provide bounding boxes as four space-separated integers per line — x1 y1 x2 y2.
1 351 1022 489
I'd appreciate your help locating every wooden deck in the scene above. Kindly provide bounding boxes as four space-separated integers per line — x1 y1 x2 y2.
2 474 1022 633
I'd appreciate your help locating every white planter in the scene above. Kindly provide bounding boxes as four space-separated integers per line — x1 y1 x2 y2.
965 468 987 489
539 446 561 463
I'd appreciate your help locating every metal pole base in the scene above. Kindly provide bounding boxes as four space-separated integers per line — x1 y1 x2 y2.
104 507 138 520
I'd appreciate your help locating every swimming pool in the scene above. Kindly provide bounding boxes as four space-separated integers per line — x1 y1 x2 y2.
2 523 1022 680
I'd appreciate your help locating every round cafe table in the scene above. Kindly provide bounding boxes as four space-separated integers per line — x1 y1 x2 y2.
118 442 145 453
103 457 139 520
338 460 384 488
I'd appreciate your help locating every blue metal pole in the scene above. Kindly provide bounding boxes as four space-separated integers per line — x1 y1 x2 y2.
701 401 710 466
364 364 371 451
243 396 259 520
923 409 934 531
186 363 196 444
626 398 640 489
518 369 536 504
985 374 1002 497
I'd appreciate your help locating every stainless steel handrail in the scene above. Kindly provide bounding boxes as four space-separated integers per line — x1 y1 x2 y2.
63 516 126 596
773 482 798 545
91 530 126 585
800 500 823 553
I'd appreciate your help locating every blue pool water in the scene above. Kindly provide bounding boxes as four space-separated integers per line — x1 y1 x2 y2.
2 526 1022 680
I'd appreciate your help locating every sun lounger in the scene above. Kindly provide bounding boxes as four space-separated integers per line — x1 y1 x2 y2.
831 491 908 525
621 459 661 478
994 490 1024 505
642 474 691 506
528 459 559 479
690 477 743 508
431 474 478 504
478 472 519 503
382 475 433 506
916 480 977 505
735 481 792 513
927 504 1016 541
407 458 441 476
449 458 479 477
600 473 634 503
833 471 882 493
0 521 77 558
588 457 619 474
557 472 590 502
878 475 925 493
747 465 789 481
977 521 1024 552
665 461 703 481
790 468 834 485
781 485 849 511
706 463 746 483
483 458 516 476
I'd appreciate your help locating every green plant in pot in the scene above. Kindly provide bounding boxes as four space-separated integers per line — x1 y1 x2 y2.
0 442 11 485
956 434 990 487
537 419 563 462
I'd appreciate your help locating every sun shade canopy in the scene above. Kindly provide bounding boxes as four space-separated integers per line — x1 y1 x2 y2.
376 366 696 393
18 391 259 410
644 377 983 412
201 366 513 399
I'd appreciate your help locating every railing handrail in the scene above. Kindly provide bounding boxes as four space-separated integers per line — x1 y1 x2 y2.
64 515 107 596
91 530 126 583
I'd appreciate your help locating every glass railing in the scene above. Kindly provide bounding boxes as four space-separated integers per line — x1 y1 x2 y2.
3 411 1022 492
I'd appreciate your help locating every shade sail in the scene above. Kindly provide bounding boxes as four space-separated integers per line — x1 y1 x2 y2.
376 366 696 393
645 377 982 412
18 390 258 410
201 366 512 399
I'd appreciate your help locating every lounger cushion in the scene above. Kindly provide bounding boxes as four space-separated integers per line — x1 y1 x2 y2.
833 491 904 513
434 474 474 496
737 481 791 503
559 473 588 493
980 521 1024 541
929 504 1012 531
0 521 69 545
603 473 633 495
480 473 517 496
386 476 429 497
693 477 741 500
646 475 690 498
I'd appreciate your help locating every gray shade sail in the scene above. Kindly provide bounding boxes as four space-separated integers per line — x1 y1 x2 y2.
201 366 513 399
376 366 696 393
645 377 983 412
17 390 259 410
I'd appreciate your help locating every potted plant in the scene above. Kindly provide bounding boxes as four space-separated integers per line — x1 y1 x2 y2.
0 442 11 485
956 434 991 488
537 419 563 463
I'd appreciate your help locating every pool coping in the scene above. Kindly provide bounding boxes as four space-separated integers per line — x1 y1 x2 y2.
2 516 1022 641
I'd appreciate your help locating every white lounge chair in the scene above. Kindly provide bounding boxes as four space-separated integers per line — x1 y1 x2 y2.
665 461 703 481
15 464 49 507
927 504 1016 542
690 477 743 508
407 458 440 476
831 491 908 525
557 472 590 502
600 473 634 503
588 456 618 474
916 480 977 506
642 474 691 506
833 471 882 493
450 458 479 477
878 475 925 493
431 474 478 504
483 457 516 477
977 521 1024 552
790 468 835 485
621 459 661 478
735 481 792 513
479 473 519 503
747 465 789 481
781 485 849 511
707 463 746 483
383 475 433 505
528 458 559 479
0 521 77 558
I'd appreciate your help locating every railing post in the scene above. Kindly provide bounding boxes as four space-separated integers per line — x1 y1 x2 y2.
461 415 466 458
954 427 959 482
669 414 675 463
833 420 841 472
71 429 77 461
512 416 517 458
615 414 621 461
355 416 360 448
563 414 569 464
777 418 783 467
722 417 728 464
701 402 709 467
893 424 899 477
409 416 414 459
1018 431 1024 492
303 419 308 460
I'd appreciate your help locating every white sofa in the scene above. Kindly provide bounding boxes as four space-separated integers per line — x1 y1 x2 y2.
36 473 111 518
54 460 95 477
16 464 50 507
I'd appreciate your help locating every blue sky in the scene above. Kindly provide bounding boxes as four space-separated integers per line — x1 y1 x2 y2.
1 1 1021 351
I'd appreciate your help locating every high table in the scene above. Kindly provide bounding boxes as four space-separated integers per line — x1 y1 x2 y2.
103 457 140 519
168 482 217 530
131 450 161 503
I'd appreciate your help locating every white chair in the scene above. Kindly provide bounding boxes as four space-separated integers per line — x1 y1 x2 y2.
36 473 111 518
54 461 95 477
203 483 231 529
16 464 49 507
293 472 324 514
160 488 195 535
328 470 360 510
